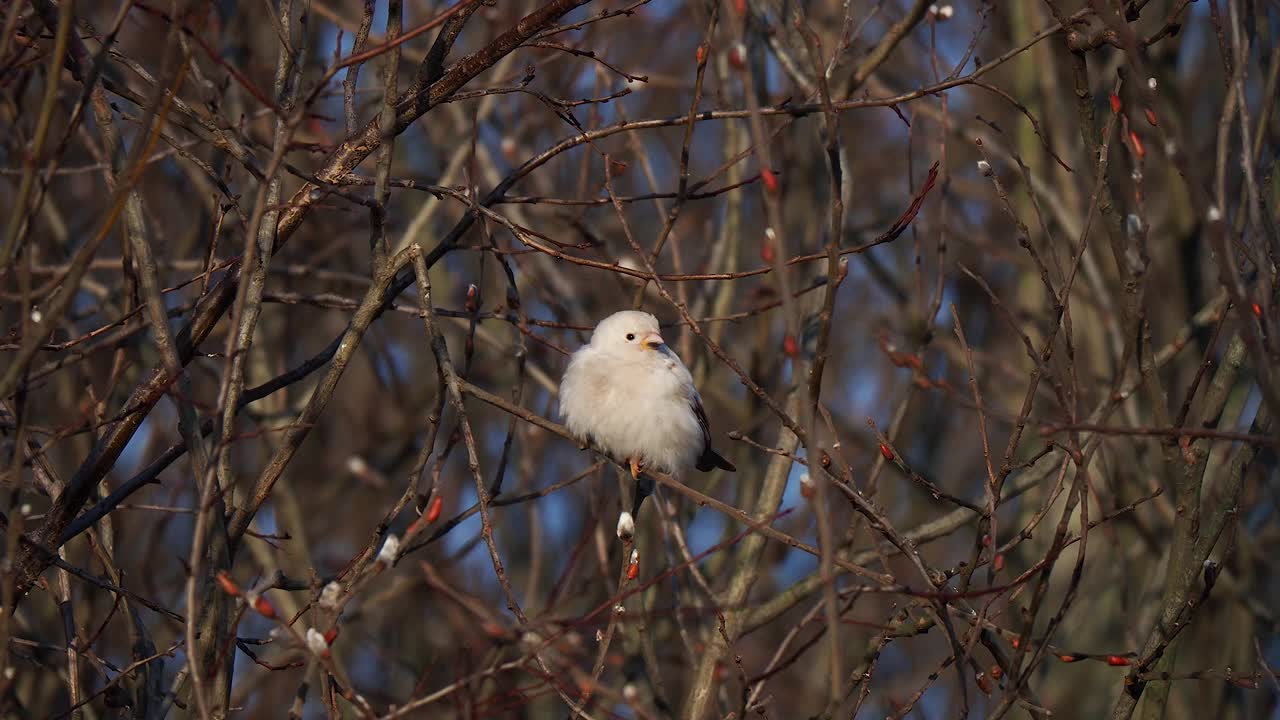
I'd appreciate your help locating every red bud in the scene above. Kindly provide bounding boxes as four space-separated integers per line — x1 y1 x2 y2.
761 168 780 195
1251 302 1262 318
1144 107 1157 126
879 443 894 461
733 0 746 14
760 241 775 264
994 554 1005 571
990 664 1003 680
1106 655 1130 666
783 334 799 357
215 571 241 597
626 562 639 580
976 672 992 694
252 595 277 619
1059 654 1080 663
324 626 340 645
695 45 706 64
1108 93 1122 114
1130 131 1144 159
426 495 444 523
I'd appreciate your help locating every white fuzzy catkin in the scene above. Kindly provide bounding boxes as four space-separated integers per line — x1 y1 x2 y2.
616 511 635 541
378 535 400 565
319 581 342 609
306 628 328 655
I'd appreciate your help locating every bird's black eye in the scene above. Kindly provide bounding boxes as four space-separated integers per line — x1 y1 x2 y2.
626 333 635 341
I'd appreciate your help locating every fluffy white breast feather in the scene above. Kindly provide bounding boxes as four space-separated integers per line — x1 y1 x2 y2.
559 310 735 476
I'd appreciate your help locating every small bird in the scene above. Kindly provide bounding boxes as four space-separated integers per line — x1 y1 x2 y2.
559 310 736 480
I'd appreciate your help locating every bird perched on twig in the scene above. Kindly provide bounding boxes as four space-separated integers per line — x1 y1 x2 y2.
559 310 736 480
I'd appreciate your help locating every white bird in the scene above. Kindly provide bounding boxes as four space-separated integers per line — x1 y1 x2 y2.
559 310 736 479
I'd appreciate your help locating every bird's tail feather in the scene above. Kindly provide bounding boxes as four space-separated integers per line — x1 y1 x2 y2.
696 448 736 473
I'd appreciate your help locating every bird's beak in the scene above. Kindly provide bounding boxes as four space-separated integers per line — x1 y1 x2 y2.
640 331 666 350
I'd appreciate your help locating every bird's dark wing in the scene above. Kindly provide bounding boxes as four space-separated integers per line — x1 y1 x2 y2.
692 393 736 472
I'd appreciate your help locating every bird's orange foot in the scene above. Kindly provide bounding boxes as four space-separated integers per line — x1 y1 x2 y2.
629 458 642 480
